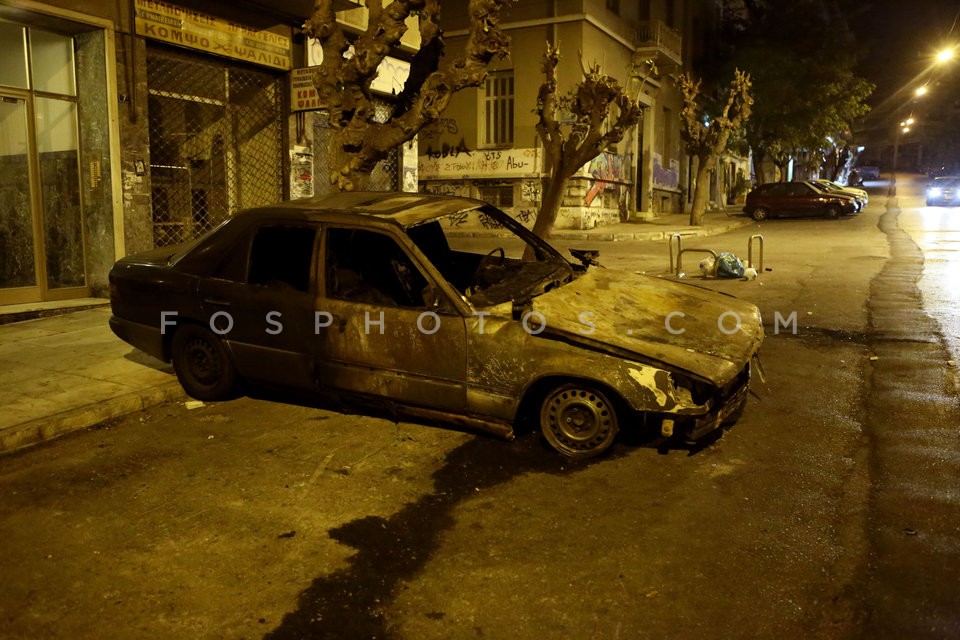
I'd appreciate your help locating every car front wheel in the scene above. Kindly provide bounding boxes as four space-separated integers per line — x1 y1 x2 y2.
539 383 619 458
171 323 239 401
750 207 769 221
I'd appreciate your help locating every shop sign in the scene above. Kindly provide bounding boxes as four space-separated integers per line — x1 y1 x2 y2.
290 67 322 112
134 0 292 70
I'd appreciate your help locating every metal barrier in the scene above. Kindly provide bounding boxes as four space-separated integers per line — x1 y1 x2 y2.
668 233 764 276
747 234 764 272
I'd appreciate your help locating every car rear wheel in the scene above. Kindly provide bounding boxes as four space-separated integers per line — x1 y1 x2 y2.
825 204 841 218
750 207 769 221
171 324 239 401
539 383 619 458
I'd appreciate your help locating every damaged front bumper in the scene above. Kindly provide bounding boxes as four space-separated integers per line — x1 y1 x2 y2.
661 354 760 441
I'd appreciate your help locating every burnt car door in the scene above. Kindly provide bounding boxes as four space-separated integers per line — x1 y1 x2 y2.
315 225 468 411
197 222 319 389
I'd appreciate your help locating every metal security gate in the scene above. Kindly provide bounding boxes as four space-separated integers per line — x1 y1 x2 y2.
147 45 284 247
311 100 399 196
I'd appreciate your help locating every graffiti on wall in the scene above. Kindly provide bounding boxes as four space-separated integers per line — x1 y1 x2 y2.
653 154 680 189
425 139 471 159
584 152 629 207
423 181 471 198
419 148 540 179
521 179 541 203
422 118 459 136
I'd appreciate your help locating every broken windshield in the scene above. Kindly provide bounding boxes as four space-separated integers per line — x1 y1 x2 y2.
408 204 575 308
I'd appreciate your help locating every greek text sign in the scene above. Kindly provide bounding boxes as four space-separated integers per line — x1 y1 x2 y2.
134 0 292 70
290 67 322 112
419 148 541 179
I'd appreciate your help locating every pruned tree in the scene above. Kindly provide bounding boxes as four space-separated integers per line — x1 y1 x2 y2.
678 69 753 226
304 0 512 191
529 43 646 245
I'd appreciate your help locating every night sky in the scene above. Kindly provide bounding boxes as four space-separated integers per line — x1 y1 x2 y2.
849 0 960 112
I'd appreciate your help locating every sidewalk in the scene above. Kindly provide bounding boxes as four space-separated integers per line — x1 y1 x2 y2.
0 210 749 455
448 210 753 242
0 305 184 454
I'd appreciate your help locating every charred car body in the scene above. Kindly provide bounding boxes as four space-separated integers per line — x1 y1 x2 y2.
110 192 763 457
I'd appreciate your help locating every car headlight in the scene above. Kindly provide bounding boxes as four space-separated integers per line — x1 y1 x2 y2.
929 187 943 197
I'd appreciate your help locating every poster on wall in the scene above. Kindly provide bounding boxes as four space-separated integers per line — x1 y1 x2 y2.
290 67 322 112
291 150 314 199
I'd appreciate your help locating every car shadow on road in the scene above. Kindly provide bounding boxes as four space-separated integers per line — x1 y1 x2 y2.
257 390 716 640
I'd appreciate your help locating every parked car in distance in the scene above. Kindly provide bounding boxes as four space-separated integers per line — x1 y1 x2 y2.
809 179 868 211
743 181 859 221
925 176 960 206
109 192 764 458
857 166 880 180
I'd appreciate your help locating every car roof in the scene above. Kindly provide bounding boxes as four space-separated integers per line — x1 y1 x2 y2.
259 191 489 228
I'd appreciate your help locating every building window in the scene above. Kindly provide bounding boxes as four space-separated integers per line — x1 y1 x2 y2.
482 71 514 148
477 183 514 208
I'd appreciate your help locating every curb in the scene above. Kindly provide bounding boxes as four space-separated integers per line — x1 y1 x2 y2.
0 380 185 455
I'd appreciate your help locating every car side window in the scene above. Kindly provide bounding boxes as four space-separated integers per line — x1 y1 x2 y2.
247 225 317 292
786 183 810 197
325 227 429 308
764 183 787 196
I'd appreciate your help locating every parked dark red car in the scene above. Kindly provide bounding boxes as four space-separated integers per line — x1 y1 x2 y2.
743 181 859 221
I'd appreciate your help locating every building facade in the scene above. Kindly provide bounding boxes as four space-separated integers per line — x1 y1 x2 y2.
418 0 743 230
0 0 412 309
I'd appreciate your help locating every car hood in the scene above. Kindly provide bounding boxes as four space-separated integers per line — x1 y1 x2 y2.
530 269 763 385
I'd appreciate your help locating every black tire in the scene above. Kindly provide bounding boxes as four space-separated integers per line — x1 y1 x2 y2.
825 204 841 219
751 207 769 221
171 324 239 401
539 383 619 458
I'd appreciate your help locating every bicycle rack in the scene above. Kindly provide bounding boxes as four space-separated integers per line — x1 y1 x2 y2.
668 233 764 276
747 234 764 272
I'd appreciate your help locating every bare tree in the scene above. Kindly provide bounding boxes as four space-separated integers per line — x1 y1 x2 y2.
304 0 512 191
529 43 646 245
678 69 753 225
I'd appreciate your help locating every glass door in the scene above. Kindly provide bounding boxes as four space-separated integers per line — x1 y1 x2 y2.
0 95 40 302
0 24 87 305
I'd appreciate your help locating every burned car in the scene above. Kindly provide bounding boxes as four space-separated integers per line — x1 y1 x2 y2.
109 192 763 458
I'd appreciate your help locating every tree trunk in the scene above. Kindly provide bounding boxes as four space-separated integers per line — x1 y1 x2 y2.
524 174 567 260
752 148 767 185
689 155 715 226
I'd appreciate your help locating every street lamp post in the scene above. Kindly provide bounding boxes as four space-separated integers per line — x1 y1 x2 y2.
889 118 914 196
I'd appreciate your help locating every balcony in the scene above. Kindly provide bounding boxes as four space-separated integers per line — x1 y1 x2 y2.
634 20 682 72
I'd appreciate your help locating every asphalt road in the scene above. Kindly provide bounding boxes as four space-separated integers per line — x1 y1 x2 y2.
1 178 958 639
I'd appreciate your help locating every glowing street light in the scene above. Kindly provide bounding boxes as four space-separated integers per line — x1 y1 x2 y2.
936 47 955 64
915 86 928 96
